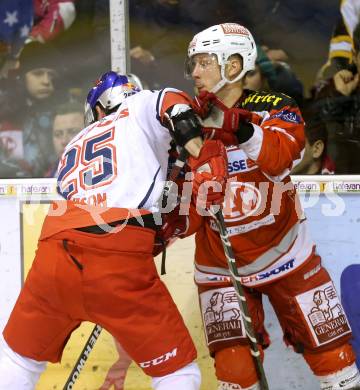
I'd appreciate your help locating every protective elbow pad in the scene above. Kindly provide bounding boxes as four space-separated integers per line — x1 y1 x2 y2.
165 105 202 147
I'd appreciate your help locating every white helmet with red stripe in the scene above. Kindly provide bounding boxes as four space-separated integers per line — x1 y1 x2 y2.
185 23 257 92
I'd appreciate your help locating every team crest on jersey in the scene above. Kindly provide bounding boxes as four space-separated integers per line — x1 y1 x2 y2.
223 181 262 222
295 281 351 347
270 109 301 124
200 287 246 346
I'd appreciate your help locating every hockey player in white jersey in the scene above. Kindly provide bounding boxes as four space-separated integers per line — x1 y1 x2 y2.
0 71 228 390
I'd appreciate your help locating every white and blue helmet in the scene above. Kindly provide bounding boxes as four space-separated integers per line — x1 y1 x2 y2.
84 71 141 126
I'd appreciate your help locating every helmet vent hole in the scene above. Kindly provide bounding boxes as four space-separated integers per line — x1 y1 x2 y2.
202 40 211 46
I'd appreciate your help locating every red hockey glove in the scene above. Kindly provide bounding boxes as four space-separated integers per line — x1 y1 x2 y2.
222 107 253 131
202 127 239 145
187 140 228 209
153 205 189 257
191 90 218 119
202 103 254 146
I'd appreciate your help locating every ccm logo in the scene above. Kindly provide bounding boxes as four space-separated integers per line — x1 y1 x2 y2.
139 348 177 368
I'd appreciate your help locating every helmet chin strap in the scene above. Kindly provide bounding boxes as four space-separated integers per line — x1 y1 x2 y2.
210 64 247 94
210 78 227 93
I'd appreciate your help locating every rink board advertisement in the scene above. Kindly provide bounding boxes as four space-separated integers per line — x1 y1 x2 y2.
0 176 359 390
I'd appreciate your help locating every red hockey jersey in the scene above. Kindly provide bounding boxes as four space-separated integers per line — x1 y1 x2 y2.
191 90 315 288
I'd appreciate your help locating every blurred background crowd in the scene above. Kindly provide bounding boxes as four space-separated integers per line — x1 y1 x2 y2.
0 0 359 178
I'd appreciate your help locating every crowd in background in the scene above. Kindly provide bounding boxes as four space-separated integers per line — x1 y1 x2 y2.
0 0 359 178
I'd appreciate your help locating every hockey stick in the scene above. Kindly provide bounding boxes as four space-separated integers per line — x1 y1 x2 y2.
210 209 269 390
63 324 102 390
63 150 188 389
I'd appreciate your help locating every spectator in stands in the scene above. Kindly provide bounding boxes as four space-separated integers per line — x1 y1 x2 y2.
318 0 360 80
0 1 76 78
0 0 33 78
131 0 244 91
311 21 360 174
46 0 111 95
17 41 64 177
291 121 335 175
29 0 76 44
244 45 304 106
243 46 273 92
183 0 334 92
0 77 31 178
45 101 84 177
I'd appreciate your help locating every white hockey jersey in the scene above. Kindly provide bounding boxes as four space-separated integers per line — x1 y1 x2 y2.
57 89 181 211
40 88 192 239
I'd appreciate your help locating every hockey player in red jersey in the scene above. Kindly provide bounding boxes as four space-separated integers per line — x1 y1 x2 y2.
0 72 229 389
181 23 360 390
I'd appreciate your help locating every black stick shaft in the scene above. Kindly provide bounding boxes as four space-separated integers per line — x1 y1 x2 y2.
214 210 269 390
63 324 102 390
